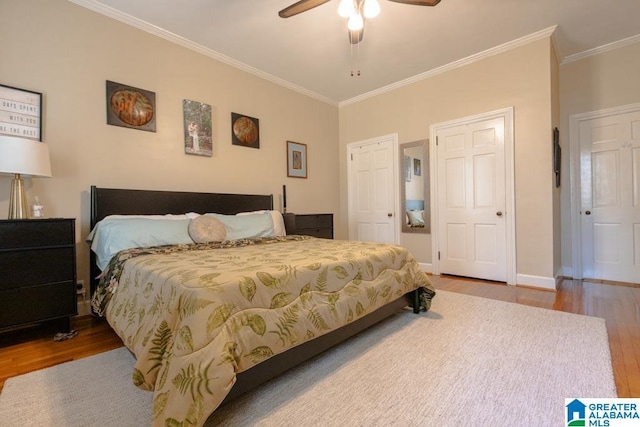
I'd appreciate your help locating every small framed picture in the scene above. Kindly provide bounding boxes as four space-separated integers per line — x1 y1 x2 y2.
414 158 421 176
287 141 307 178
0 83 42 141
106 80 156 132
183 99 212 157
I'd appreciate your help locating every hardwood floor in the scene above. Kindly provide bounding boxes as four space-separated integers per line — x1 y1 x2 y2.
0 275 638 397
0 315 123 392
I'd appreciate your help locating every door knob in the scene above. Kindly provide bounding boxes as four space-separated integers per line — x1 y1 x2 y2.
496 211 503 217
585 210 591 215
387 213 393 217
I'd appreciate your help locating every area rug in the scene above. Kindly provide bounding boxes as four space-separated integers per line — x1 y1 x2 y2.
0 291 616 426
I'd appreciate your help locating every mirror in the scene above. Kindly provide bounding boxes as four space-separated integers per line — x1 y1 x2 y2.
400 139 430 234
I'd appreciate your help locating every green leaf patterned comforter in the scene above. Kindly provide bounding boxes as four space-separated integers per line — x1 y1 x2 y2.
91 235 435 427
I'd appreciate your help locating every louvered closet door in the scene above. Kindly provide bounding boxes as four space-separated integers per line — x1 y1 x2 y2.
580 110 640 283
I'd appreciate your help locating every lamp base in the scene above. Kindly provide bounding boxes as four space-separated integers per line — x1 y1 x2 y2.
8 173 29 219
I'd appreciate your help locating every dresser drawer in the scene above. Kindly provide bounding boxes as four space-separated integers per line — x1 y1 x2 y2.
0 218 76 332
0 247 75 289
283 213 334 239
0 219 74 250
0 281 76 328
296 214 333 229
302 227 333 239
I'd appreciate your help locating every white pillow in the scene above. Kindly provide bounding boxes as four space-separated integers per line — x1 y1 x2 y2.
207 212 274 240
188 215 227 243
103 214 191 220
87 217 194 270
406 210 425 226
237 210 286 236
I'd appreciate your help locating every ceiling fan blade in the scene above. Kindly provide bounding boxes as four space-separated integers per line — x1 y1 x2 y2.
386 0 441 6
278 0 332 18
349 26 364 44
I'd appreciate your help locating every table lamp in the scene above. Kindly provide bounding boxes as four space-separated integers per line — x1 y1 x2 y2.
0 135 52 219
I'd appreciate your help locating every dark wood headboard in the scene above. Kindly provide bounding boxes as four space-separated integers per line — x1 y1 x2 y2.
89 186 274 299
90 186 273 227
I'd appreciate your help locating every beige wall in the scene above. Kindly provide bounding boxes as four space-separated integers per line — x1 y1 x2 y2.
559 41 640 277
339 39 557 280
7 0 636 288
0 0 340 286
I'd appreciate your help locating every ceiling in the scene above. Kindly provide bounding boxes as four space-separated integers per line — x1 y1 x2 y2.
74 0 640 105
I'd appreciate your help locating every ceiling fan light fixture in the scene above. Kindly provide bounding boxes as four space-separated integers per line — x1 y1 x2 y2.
338 0 356 18
363 0 380 18
347 11 364 31
279 0 443 48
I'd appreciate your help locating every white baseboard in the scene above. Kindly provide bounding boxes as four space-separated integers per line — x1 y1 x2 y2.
418 262 433 273
77 299 91 317
422 268 556 290
516 273 557 290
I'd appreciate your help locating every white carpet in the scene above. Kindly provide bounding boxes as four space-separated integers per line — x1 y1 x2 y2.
0 291 616 426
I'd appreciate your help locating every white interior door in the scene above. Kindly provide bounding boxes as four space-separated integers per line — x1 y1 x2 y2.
347 135 398 244
579 110 640 283
435 117 507 282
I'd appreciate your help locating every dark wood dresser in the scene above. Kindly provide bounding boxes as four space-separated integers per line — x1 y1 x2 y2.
0 218 77 332
284 213 333 239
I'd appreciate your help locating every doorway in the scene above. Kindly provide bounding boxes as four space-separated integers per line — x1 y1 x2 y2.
430 107 516 284
347 134 399 244
570 102 640 283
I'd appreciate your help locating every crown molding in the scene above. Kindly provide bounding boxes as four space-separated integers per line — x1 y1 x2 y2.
66 2 640 108
67 0 338 106
339 26 558 107
550 28 563 62
561 33 640 65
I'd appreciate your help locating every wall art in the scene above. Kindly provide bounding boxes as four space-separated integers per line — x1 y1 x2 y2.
553 127 561 188
183 99 212 157
231 113 259 149
287 140 307 178
106 80 156 132
0 83 42 141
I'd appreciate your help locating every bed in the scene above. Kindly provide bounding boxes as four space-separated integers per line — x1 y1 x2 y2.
88 186 435 427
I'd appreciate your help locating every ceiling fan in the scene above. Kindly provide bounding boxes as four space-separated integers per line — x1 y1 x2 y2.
278 0 441 44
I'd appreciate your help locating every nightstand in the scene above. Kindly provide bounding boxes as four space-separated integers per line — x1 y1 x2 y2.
283 213 333 239
0 218 77 332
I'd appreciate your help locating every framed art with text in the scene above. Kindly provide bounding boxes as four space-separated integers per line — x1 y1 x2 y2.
0 84 42 141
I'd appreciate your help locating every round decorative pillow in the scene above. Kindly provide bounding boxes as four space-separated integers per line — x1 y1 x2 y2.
188 215 227 243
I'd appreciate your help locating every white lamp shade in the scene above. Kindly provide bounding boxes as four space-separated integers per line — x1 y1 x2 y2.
0 135 52 177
